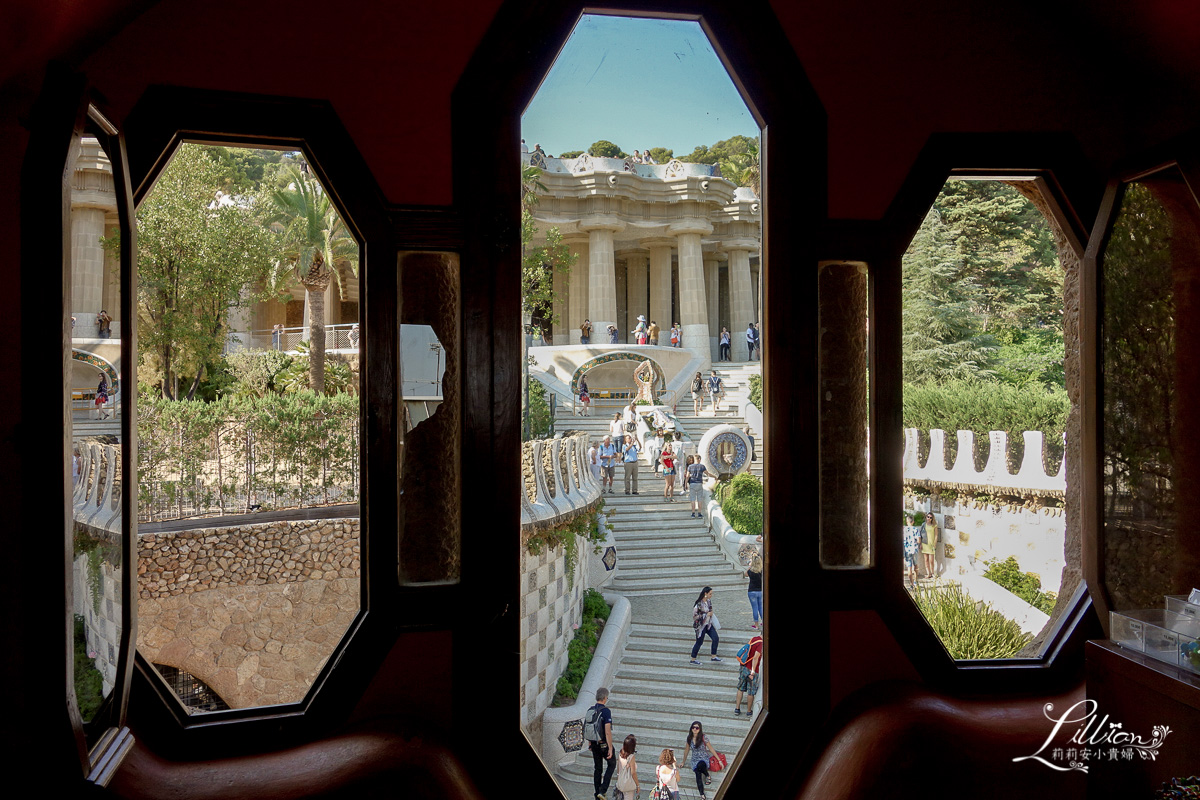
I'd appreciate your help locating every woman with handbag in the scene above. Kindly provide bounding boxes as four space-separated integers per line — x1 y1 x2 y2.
652 749 679 800
614 735 639 800
691 372 703 415
689 586 720 665
684 721 713 800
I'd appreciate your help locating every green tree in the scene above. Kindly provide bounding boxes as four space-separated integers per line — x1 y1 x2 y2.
902 205 998 383
647 147 674 164
558 150 584 159
129 145 276 399
265 165 359 395
587 140 626 158
719 139 760 196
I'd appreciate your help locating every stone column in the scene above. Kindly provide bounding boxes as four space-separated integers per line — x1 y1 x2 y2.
704 254 721 361
726 238 758 362
567 238 590 342
70 137 117 325
552 255 568 345
626 253 648 339
581 217 623 339
648 243 673 340
670 220 713 370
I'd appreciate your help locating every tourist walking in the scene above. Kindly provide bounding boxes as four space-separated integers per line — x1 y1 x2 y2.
599 435 619 494
686 456 709 518
903 513 921 587
661 445 677 502
623 401 639 435
690 586 720 664
581 318 593 344
580 386 591 416
691 372 704 415
585 687 616 800
707 371 723 412
654 749 679 800
622 434 640 495
745 322 756 360
610 413 626 445
647 428 664 474
744 552 763 629
734 632 763 717
614 734 639 800
684 721 714 800
922 512 939 580
589 441 602 485
719 327 731 361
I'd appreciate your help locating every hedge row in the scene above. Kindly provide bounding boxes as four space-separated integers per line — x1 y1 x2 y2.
138 391 359 521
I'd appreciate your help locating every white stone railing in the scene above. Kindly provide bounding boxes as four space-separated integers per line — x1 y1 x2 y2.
903 428 1065 496
74 442 121 535
521 432 603 532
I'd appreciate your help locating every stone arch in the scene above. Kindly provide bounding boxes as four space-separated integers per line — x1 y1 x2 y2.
570 351 665 396
72 349 119 393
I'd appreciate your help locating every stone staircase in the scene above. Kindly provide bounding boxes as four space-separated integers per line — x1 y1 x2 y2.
550 362 764 798
555 459 758 796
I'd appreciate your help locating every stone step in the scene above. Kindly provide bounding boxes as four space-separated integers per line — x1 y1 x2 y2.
616 556 730 572
609 575 746 594
610 675 754 706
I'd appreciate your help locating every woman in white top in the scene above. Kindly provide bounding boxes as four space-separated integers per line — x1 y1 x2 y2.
614 734 639 800
655 748 679 800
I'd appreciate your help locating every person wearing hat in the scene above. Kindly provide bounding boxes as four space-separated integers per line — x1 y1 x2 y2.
631 315 648 345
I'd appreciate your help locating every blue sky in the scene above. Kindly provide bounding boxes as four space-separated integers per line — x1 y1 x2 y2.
521 15 758 158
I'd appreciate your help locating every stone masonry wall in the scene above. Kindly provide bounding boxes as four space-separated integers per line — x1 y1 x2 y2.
137 518 360 709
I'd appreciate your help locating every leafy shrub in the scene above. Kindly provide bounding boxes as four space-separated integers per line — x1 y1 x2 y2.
525 379 552 441
984 556 1056 615
911 583 1032 659
748 374 762 410
555 592 612 701
74 615 105 720
716 473 763 538
903 379 1068 472
583 588 610 623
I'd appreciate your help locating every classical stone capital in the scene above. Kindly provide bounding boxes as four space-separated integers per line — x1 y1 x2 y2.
719 237 760 253
578 215 625 233
667 219 713 237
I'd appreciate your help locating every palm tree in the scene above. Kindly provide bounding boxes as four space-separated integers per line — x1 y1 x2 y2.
266 164 359 394
719 139 761 197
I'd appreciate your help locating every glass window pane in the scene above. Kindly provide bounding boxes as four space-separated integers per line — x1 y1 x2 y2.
901 178 1070 660
134 144 361 711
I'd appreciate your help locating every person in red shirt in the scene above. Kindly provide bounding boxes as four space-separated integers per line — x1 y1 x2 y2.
734 633 763 717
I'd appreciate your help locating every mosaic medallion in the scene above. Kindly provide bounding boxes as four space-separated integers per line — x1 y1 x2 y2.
559 719 585 752
737 543 759 565
603 546 617 571
707 431 748 474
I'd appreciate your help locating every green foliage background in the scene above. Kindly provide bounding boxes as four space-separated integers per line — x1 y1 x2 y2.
716 473 763 538
983 556 1056 615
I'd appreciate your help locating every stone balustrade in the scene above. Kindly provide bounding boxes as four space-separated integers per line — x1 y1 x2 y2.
74 441 121 536
903 428 1066 497
520 432 603 533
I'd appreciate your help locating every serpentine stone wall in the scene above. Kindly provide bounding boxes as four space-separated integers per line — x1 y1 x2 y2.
136 518 360 709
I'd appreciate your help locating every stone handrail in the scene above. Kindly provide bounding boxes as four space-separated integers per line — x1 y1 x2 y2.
521 432 603 533
74 442 121 536
903 428 1066 496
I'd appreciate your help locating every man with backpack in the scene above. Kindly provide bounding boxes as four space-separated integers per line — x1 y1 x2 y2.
584 687 616 799
734 633 763 718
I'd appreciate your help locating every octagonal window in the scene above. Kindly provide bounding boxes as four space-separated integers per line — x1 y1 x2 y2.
519 13 766 794
133 143 362 712
901 176 1079 661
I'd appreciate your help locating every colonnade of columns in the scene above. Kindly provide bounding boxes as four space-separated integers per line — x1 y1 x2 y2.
70 137 121 336
553 221 760 368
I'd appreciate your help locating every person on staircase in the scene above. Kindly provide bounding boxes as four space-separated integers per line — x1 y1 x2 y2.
622 434 641 495
655 749 680 800
614 735 639 800
692 372 704 415
707 371 723 413
719 327 731 362
744 552 764 630
684 721 714 800
690 586 720 665
686 455 710 518
661 444 677 502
